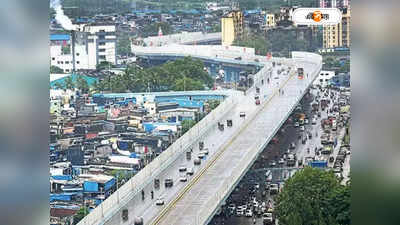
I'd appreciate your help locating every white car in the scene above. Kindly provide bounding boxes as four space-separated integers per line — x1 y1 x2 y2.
236 209 244 216
294 122 299 127
179 175 188 182
304 119 309 124
200 148 209 155
311 118 317 125
245 209 253 217
186 167 194 176
300 126 305 131
198 153 205 159
278 158 285 164
155 197 164 206
179 165 187 172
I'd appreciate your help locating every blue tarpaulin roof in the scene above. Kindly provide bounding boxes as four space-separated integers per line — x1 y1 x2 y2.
51 175 72 181
50 34 70 41
50 74 98 89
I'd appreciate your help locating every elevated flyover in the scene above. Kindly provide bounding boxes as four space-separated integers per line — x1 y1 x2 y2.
143 32 221 47
77 51 322 225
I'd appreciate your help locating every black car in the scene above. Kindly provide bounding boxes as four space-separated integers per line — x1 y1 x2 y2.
165 178 173 188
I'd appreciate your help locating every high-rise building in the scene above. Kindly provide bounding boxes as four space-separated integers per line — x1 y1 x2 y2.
50 23 117 72
323 6 351 49
319 0 350 9
221 10 244 46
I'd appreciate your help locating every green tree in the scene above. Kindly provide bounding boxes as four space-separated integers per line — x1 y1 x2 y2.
54 82 65 90
325 183 351 225
73 207 89 225
50 65 64 74
64 76 75 90
117 33 131 56
96 61 113 71
181 119 196 134
275 167 346 225
142 22 173 38
233 33 270 56
76 76 89 94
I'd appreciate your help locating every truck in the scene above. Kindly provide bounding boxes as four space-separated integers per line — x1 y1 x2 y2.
308 160 328 168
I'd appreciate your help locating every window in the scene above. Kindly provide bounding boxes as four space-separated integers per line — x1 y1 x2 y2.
65 61 69 64
65 69 69 72
99 55 106 60
52 57 55 60
320 79 323 83
77 61 80 64
76 53 80 56
61 61 64 64
99 42 106 46
325 79 329 82
57 61 60 64
99 48 106 52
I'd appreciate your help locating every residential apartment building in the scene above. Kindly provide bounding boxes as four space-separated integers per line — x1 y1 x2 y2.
319 0 350 9
50 23 117 72
221 10 244 46
265 13 276 28
323 7 351 49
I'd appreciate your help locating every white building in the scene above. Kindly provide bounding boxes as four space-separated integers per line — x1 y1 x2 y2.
314 70 335 87
50 24 117 72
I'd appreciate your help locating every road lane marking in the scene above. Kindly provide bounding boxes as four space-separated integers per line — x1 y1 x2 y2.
150 66 297 225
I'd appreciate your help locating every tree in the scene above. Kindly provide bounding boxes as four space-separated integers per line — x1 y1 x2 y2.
96 61 113 71
117 33 131 56
64 76 75 90
326 183 351 225
181 119 197 135
76 76 89 94
275 167 346 225
50 65 64 74
54 82 65 90
141 22 173 38
73 207 89 225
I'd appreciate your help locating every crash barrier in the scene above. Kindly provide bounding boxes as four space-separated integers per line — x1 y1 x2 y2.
77 90 241 225
195 52 323 225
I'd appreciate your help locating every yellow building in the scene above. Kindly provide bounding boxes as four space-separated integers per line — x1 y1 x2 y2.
323 7 351 49
221 10 244 46
265 14 276 28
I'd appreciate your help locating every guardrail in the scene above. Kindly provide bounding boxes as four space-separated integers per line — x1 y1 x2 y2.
77 90 241 225
196 52 323 225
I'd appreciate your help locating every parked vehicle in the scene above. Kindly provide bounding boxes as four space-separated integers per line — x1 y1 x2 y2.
154 179 160 189
186 167 194 176
194 158 201 165
245 209 253 217
155 197 164 206
179 165 187 172
165 178 173 188
179 175 188 182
